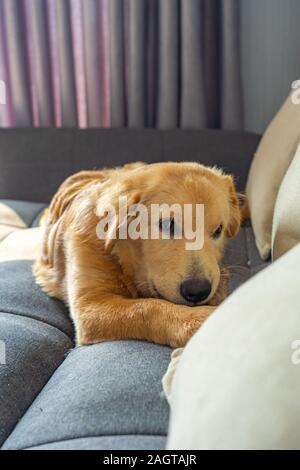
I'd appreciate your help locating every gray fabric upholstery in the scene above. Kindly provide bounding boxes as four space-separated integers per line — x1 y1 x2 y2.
0 261 73 446
3 341 171 450
0 313 72 445
0 261 73 338
26 436 166 450
225 220 269 293
0 129 260 202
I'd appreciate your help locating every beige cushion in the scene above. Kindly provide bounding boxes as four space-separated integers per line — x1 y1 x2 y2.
246 92 300 260
0 202 27 229
0 201 28 243
0 225 17 243
166 244 300 450
162 348 184 402
272 143 300 260
0 227 42 262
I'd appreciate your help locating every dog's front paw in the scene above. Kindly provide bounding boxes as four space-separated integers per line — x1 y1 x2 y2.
169 306 216 348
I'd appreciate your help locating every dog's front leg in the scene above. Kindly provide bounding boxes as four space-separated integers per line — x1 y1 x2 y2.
71 294 215 348
65 237 217 348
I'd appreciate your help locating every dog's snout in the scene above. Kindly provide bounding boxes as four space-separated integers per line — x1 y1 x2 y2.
180 278 211 304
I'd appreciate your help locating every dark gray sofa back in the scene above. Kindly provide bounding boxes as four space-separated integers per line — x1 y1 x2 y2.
0 129 260 203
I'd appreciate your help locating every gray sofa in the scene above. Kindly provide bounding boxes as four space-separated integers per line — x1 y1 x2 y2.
0 129 267 450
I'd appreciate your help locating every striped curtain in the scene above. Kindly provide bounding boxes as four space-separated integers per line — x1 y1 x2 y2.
0 0 243 129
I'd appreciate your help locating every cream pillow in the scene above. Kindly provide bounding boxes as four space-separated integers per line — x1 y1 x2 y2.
272 142 300 260
0 227 42 262
162 348 184 402
166 244 300 450
246 92 300 260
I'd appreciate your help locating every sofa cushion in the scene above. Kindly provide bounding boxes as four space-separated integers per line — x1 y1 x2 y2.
2 341 171 450
0 200 46 261
0 199 46 229
0 260 73 446
0 314 72 445
26 436 166 450
0 261 73 337
0 227 43 262
272 142 300 260
246 92 300 260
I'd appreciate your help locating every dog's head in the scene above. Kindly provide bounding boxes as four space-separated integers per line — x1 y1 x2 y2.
96 162 240 306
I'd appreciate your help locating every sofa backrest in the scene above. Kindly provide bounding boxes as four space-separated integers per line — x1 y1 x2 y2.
0 129 260 202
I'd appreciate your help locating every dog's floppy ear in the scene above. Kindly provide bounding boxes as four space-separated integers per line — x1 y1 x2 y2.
98 186 142 253
224 175 241 238
49 171 99 224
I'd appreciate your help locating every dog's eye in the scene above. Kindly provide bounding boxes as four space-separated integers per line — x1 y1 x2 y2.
159 218 175 237
212 224 223 239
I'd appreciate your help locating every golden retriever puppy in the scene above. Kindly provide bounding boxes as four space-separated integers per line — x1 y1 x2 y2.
33 162 241 348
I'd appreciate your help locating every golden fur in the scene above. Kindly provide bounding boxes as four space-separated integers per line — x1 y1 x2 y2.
33 162 241 348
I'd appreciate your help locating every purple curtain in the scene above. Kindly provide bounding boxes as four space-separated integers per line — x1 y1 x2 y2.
0 0 243 129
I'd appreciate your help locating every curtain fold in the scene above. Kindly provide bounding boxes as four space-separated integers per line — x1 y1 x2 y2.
146 0 158 128
2 0 32 126
0 1 12 126
25 0 54 126
70 0 87 128
55 0 77 126
156 0 180 129
221 0 243 129
203 0 221 128
180 0 206 128
0 0 243 129
127 0 146 128
81 0 102 127
109 0 126 127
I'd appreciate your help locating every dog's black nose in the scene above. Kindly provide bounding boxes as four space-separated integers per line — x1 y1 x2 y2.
180 278 212 304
